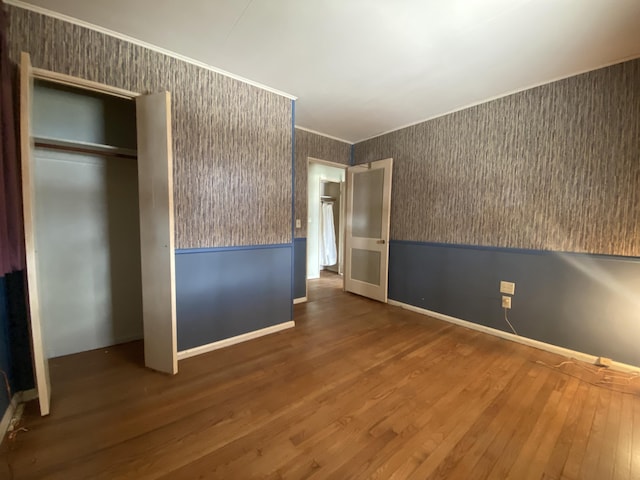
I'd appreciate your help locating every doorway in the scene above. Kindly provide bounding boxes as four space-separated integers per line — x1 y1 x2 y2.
306 159 346 296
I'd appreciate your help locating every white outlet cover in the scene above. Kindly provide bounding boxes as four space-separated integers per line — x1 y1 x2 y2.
500 281 515 295
502 296 512 309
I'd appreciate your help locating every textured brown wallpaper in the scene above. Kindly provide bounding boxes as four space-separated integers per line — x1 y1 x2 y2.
294 128 351 238
354 59 640 257
8 6 292 249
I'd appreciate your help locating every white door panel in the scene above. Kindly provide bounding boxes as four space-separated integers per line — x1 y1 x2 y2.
20 53 51 416
345 158 393 302
136 92 178 375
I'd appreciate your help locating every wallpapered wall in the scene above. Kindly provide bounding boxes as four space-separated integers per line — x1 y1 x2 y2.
354 59 640 257
7 6 292 249
294 128 351 238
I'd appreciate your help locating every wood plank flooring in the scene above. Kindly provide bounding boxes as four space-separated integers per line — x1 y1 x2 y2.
1 271 639 479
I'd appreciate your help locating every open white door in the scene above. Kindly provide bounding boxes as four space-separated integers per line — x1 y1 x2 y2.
345 158 393 303
136 92 178 375
20 53 51 416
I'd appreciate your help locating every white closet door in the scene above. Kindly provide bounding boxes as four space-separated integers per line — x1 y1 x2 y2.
136 92 178 375
20 53 51 416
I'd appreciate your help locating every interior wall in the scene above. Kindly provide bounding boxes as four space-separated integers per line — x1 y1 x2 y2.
34 150 143 358
390 242 640 366
32 80 137 149
7 4 294 355
307 163 345 280
354 57 640 366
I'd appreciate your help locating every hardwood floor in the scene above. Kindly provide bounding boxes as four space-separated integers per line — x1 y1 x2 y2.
1 273 639 479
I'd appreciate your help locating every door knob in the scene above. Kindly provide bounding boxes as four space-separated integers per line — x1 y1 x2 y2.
376 239 386 244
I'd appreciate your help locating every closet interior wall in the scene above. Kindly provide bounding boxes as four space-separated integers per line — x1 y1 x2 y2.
31 80 143 358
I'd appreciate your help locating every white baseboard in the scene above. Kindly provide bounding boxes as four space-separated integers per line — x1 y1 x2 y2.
293 297 308 304
114 333 144 346
0 394 19 445
177 321 296 360
21 389 38 402
388 299 640 374
0 388 36 445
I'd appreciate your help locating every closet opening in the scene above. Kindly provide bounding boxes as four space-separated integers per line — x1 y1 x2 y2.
22 53 177 416
306 158 346 298
31 79 144 365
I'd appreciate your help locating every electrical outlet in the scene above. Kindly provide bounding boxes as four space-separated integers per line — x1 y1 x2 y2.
500 281 515 295
502 296 512 309
295 219 301 229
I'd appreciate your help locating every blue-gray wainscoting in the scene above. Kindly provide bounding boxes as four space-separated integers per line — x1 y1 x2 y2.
294 238 307 299
0 277 12 417
175 244 292 352
389 240 640 367
0 271 34 419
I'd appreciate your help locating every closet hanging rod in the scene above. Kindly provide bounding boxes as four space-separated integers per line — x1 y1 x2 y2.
33 136 137 159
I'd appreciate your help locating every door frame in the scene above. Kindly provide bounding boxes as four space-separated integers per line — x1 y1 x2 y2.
20 53 178 415
306 157 347 291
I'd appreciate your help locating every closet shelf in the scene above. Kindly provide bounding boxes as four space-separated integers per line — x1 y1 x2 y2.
33 136 137 159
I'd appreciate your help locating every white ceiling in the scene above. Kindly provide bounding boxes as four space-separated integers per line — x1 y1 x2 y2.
14 0 640 143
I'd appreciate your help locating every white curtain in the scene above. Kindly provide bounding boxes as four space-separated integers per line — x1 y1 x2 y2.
320 202 337 266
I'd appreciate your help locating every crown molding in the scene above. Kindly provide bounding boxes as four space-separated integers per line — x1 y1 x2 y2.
295 126 353 145
5 0 297 100
356 52 640 144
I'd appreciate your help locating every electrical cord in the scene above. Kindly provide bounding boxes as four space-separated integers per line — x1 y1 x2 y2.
504 308 518 335
535 359 640 396
538 359 640 382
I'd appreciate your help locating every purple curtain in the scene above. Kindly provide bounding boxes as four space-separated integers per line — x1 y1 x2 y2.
0 1 25 276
